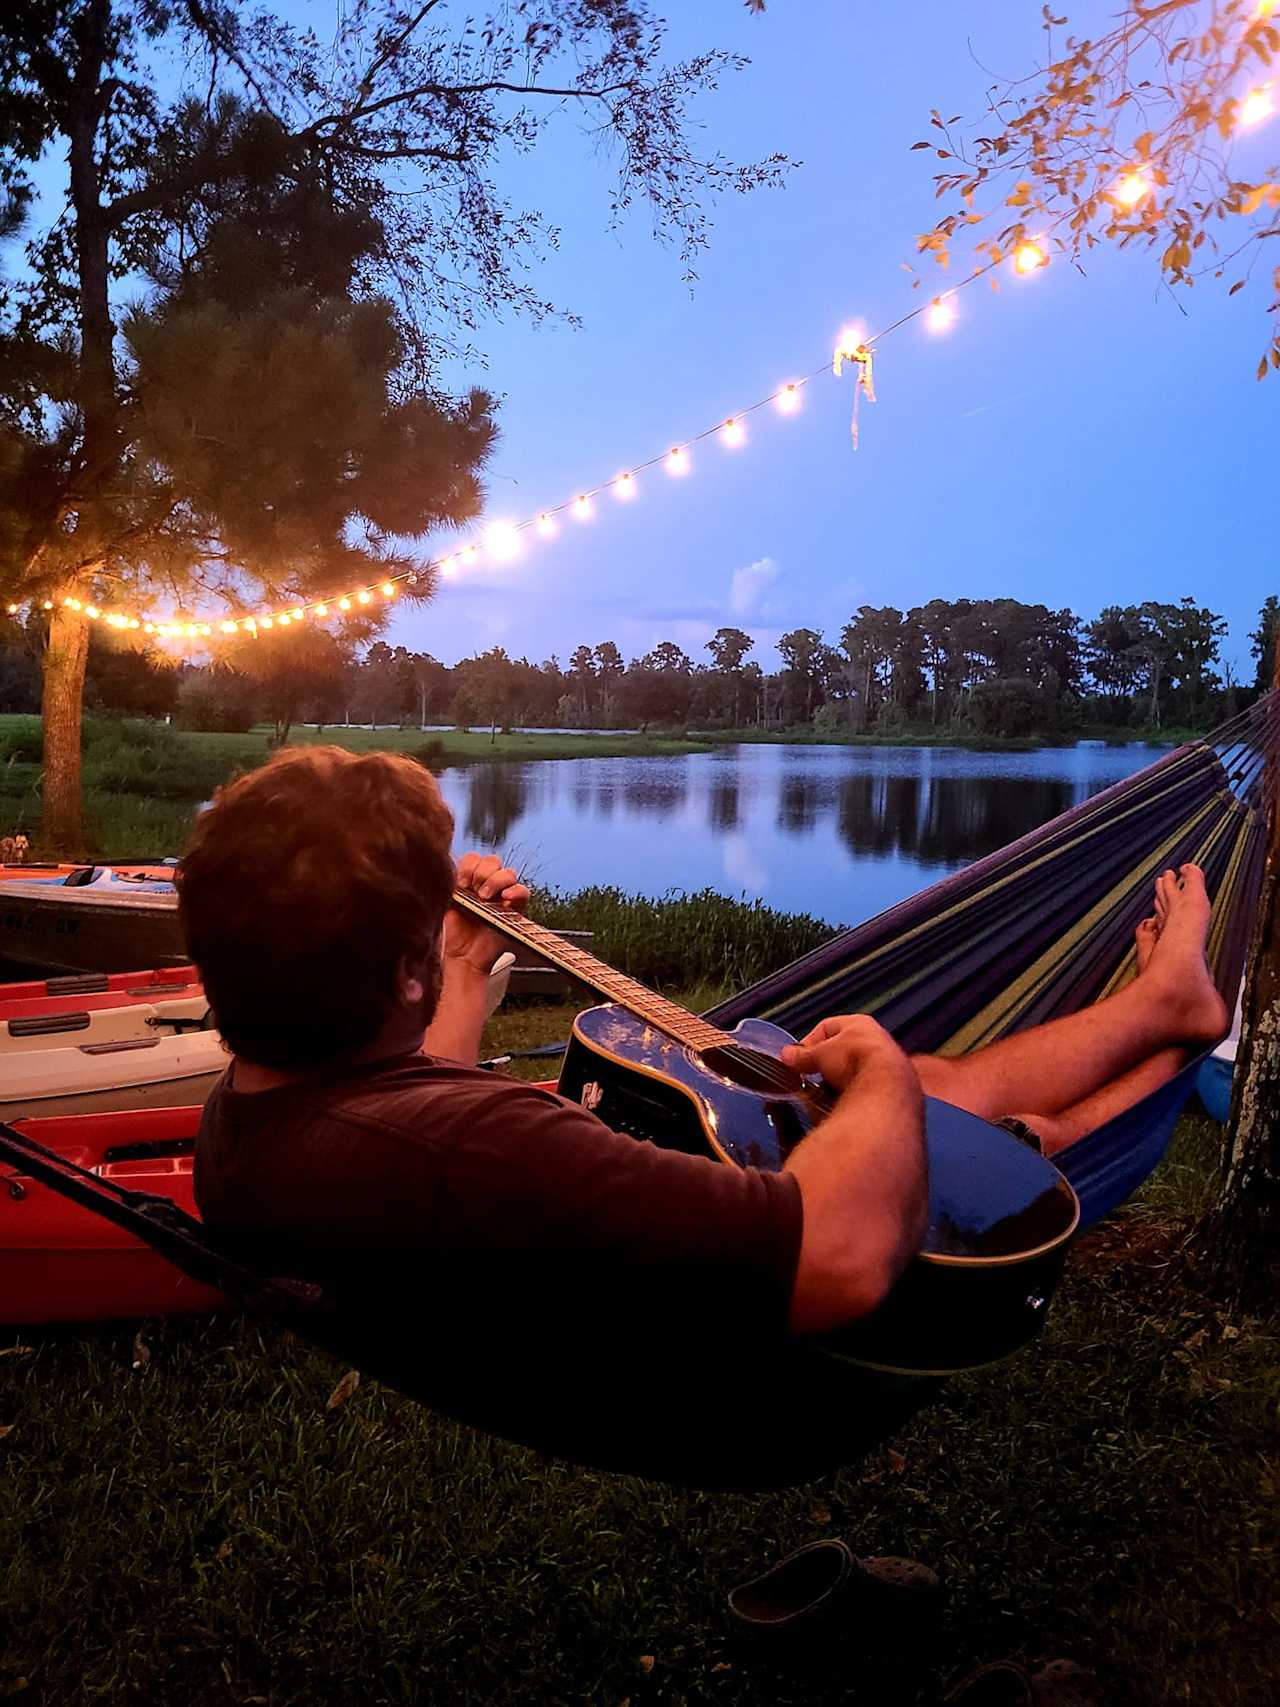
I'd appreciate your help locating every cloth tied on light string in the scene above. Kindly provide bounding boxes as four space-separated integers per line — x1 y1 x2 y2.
832 339 876 450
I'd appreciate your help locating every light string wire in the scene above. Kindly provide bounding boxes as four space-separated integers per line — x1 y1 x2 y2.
0 232 1069 644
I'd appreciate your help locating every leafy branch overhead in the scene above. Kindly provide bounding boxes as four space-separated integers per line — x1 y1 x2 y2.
913 0 1280 374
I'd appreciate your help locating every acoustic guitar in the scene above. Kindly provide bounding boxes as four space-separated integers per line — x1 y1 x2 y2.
453 888 1080 1377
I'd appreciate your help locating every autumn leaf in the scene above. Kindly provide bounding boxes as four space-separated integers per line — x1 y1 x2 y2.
888 1447 907 1474
0 1426 13 1441
131 1331 150 1371
0 1347 33 1359
326 1369 361 1411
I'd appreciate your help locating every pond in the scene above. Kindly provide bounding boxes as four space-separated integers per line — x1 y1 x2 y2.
434 741 1167 927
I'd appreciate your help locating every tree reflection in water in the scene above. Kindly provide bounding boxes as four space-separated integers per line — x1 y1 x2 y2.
434 744 1155 924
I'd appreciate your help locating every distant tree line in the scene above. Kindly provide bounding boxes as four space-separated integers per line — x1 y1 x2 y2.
2 594 1274 740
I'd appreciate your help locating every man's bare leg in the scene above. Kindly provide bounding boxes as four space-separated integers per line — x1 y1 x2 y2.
911 865 1227 1127
1006 1048 1188 1156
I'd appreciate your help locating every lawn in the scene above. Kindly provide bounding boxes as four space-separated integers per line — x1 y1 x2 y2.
1 989 1277 1706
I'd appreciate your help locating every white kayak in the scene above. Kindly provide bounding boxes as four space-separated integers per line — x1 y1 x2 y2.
0 952 515 1122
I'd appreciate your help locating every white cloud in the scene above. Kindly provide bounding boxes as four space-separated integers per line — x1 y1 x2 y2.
729 556 781 620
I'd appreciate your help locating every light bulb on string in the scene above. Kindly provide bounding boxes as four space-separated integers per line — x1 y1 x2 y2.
338 597 351 611
380 582 395 598
279 614 291 626
315 603 329 617
462 544 480 564
1239 83 1274 128
573 495 592 520
537 512 557 538
261 615 274 629
925 296 956 333
774 383 801 414
615 472 637 499
291 607 304 620
484 520 523 562
665 447 689 475
720 417 745 447
1013 239 1049 275
835 324 865 362
437 558 456 580
221 621 237 634
1113 171 1152 208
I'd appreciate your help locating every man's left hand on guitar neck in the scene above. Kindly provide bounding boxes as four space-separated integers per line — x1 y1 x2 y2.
426 852 530 1064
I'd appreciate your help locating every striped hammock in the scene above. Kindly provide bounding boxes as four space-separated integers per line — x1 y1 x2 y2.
708 690 1277 1230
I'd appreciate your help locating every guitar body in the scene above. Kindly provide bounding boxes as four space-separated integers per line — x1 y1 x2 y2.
559 1005 1080 1376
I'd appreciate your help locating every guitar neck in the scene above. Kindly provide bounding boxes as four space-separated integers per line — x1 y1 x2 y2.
451 889 730 1053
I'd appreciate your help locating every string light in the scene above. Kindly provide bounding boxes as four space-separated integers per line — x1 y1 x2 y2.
484 520 523 561
1113 171 1152 208
1239 83 1274 127
1013 239 1049 274
19 231 1071 643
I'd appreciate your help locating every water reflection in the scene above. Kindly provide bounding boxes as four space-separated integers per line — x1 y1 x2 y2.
434 742 1161 927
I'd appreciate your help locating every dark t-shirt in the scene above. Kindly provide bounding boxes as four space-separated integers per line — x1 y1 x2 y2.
195 1053 880 1483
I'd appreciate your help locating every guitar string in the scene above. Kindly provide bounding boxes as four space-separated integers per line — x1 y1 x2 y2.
457 890 809 1091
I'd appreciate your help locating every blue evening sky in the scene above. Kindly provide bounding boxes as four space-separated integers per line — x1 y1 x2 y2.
12 2 1273 677
392 0 1274 680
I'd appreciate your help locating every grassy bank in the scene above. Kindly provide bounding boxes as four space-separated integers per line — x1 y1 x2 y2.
1 984 1275 1707
0 716 713 861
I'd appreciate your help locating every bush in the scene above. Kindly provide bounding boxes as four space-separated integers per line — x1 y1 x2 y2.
531 885 834 995
83 717 244 800
413 738 447 771
176 669 257 733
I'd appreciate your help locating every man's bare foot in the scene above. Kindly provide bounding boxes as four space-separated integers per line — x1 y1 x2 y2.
1134 915 1160 975
1144 864 1229 1044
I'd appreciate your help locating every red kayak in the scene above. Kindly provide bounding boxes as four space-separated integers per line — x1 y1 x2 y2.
0 963 199 1013
2 1084 562 1326
0 1106 225 1325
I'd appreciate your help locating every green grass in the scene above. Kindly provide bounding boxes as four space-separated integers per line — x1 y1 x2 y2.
1 1001 1277 1707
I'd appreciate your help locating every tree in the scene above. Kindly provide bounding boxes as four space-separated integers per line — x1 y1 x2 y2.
0 1 787 847
567 645 596 725
1251 596 1280 691
229 623 361 745
705 626 754 726
1204 636 1280 1298
593 641 625 726
453 647 520 740
776 627 826 722
916 1 1280 377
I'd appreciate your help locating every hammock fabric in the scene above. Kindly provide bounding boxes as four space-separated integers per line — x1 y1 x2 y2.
0 693 1273 1488
709 690 1276 1230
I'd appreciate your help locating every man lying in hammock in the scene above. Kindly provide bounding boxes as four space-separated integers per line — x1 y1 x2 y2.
179 746 1227 1483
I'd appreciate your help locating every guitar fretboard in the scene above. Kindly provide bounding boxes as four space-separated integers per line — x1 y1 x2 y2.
452 889 731 1053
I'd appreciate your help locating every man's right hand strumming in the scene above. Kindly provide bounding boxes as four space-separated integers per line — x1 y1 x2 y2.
781 1013 928 1336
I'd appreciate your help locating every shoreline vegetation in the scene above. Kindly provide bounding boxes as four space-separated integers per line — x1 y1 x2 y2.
0 712 1192 864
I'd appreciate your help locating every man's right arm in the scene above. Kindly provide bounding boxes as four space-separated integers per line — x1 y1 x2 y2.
780 1016 928 1335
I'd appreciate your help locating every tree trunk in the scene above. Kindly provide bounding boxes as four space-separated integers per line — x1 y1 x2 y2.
41 603 91 853
1203 654 1280 1297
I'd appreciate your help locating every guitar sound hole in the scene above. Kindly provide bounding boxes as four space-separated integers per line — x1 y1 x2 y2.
700 1044 803 1095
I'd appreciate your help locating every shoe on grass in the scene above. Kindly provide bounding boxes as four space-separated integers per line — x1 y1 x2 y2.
944 1658 1104 1706
726 1538 941 1638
